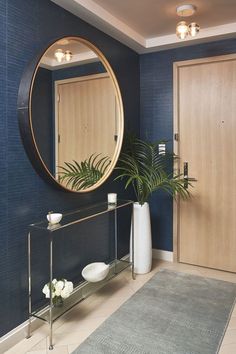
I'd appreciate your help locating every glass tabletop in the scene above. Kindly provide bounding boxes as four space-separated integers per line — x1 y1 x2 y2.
29 199 133 232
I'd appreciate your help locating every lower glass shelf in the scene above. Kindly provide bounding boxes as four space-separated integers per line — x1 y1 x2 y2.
31 259 131 323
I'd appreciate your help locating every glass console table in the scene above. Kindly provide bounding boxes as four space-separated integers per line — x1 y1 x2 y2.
27 200 135 350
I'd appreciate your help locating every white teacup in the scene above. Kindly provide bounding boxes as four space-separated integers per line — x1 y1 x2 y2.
47 213 62 225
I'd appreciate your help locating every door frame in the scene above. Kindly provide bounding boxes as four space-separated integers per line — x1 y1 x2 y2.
173 53 236 262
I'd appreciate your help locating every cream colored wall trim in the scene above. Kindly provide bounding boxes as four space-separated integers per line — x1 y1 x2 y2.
146 22 236 53
152 249 173 262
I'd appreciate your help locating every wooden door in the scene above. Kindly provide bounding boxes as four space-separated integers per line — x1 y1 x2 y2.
56 73 117 172
174 54 236 272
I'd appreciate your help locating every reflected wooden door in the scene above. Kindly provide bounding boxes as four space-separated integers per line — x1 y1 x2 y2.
56 73 117 172
174 54 236 272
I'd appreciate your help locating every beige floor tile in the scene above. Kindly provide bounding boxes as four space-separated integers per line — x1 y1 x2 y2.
5 348 24 354
26 351 47 354
46 345 68 354
91 277 135 299
47 330 91 347
221 329 236 345
127 278 149 292
133 272 155 282
74 296 127 319
5 330 48 354
219 343 236 354
231 305 236 317
29 338 47 351
61 295 126 324
67 343 80 354
55 316 107 334
228 316 236 329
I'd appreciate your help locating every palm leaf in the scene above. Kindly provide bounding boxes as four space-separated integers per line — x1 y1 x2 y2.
115 135 192 204
58 154 111 191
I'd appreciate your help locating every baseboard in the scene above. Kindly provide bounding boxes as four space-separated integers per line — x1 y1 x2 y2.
152 249 174 262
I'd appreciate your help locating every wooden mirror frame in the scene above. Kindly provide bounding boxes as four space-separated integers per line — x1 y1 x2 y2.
17 36 124 193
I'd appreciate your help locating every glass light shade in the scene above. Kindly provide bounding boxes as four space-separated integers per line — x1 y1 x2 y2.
54 49 64 63
65 50 72 62
176 21 189 40
188 22 200 37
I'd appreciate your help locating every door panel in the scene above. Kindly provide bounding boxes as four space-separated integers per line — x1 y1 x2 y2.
57 75 116 170
176 56 236 272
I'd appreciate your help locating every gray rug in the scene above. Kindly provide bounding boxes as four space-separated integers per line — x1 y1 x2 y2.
72 269 236 354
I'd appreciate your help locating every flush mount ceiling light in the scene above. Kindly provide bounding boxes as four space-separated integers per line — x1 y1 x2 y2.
176 4 196 17
188 22 200 37
54 49 65 63
176 4 200 40
54 49 73 63
176 21 189 40
65 50 72 62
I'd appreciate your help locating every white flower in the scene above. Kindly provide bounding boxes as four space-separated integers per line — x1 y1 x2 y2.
55 280 64 291
60 288 70 299
42 284 57 298
42 284 49 297
65 281 73 294
55 288 62 297
42 279 73 300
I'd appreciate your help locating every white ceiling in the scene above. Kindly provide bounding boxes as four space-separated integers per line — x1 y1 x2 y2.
51 0 236 53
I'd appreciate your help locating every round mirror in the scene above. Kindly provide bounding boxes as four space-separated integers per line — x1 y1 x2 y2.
18 37 124 192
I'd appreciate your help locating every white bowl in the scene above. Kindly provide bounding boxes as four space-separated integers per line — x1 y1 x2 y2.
82 262 109 282
47 213 62 225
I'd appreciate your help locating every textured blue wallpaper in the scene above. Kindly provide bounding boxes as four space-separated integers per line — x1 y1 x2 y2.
0 0 139 336
52 61 106 81
140 38 236 251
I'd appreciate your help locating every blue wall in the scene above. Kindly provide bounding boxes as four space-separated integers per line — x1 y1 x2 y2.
140 38 236 251
0 0 139 336
52 61 106 81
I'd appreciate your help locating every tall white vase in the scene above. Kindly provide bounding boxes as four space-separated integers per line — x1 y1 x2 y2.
130 202 152 274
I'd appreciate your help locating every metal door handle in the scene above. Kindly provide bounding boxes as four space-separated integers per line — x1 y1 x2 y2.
183 162 197 188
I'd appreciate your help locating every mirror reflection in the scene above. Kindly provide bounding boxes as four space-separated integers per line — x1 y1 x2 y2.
31 37 121 191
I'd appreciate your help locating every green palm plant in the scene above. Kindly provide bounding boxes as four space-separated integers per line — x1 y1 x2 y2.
115 136 190 205
58 153 111 191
